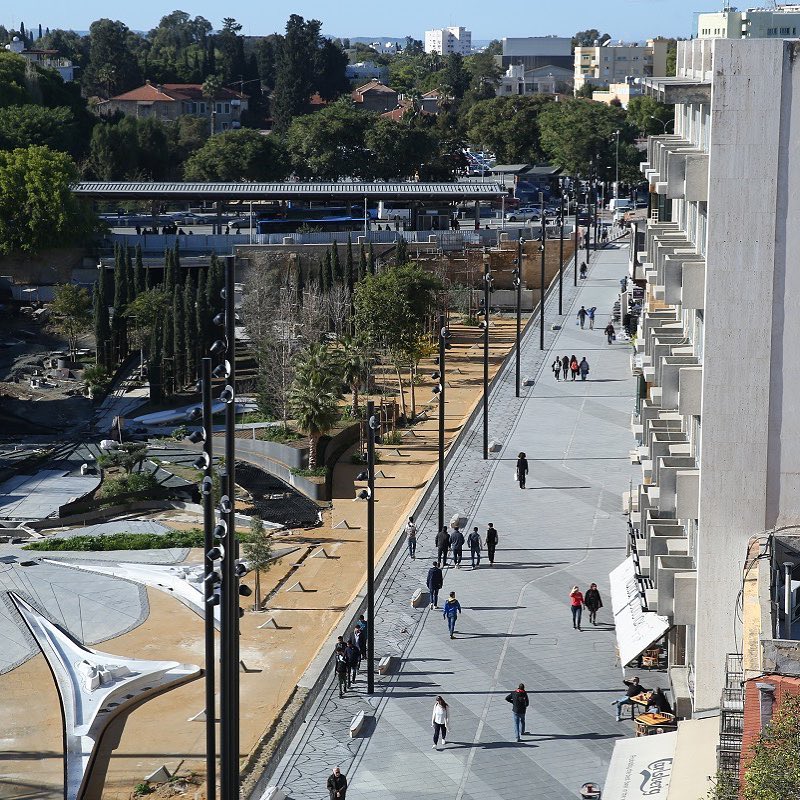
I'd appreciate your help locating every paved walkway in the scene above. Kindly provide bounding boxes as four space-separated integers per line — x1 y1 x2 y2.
267 244 637 800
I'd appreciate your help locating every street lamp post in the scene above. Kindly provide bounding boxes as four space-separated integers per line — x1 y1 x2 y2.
366 401 376 694
573 190 579 287
539 193 545 351
437 315 447 532
613 129 620 199
558 188 565 315
650 115 675 134
513 239 523 397
480 263 492 459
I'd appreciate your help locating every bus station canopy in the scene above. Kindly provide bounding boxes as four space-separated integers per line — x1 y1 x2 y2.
73 181 506 203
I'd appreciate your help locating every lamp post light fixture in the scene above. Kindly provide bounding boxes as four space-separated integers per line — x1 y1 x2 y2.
650 115 675 134
573 188 579 287
366 402 378 693
613 129 620 199
539 192 546 351
436 315 449 531
479 263 493 459
513 239 523 398
558 186 565 315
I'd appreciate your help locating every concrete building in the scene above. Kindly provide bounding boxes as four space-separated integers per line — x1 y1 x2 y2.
98 81 247 132
345 61 389 83
698 5 800 39
591 79 643 108
632 35 800 727
495 63 574 96
424 27 471 56
351 79 399 113
574 38 668 91
498 36 572 72
3 36 74 82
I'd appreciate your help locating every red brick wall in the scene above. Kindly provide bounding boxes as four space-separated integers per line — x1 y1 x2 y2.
740 674 800 794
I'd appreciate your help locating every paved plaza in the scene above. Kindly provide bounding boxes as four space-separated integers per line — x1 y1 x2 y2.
268 243 638 800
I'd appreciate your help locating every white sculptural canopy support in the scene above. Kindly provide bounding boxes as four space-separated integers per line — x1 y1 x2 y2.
8 592 200 800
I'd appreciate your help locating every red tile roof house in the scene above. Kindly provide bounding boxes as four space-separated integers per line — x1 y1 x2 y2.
351 79 399 113
97 81 248 132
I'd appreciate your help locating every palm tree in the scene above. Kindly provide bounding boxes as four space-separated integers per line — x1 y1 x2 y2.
339 336 368 417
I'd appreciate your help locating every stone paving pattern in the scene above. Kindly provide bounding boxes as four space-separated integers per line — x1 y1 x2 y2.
268 244 638 800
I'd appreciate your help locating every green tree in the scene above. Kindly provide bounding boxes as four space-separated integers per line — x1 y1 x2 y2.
395 237 408 267
93 279 112 369
272 14 321 133
364 119 437 181
97 442 148 474
83 19 143 97
320 250 331 293
111 244 128 362
0 105 79 154
626 95 673 136
134 244 144 296
572 29 612 47
50 283 91 355
184 129 290 181
83 364 111 397
0 146 93 254
339 335 368 417
172 285 185 389
124 288 170 361
358 243 367 282
743 693 800 800
241 517 273 611
183 276 196 384
289 343 342 468
368 241 376 275
331 243 342 285
344 235 354 296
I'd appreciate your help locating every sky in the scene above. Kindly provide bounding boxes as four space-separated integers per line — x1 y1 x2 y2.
11 0 707 41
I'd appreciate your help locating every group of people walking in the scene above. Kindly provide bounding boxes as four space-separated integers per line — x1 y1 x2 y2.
568 583 604 631
551 354 590 381
333 615 369 698
428 519 499 569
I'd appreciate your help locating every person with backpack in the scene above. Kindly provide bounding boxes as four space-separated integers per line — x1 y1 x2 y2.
587 306 596 330
485 523 498 564
580 262 587 279
435 526 450 567
467 526 483 569
577 306 588 329
516 452 529 489
426 561 444 608
505 683 530 742
561 354 570 380
579 357 590 381
569 355 579 381
443 591 462 639
449 525 465 568
404 515 417 559
604 322 616 345
552 357 562 381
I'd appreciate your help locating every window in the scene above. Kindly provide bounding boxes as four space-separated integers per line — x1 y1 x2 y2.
224 103 230 114
199 102 206 113
216 103 222 114
191 102 197 113
781 27 791 35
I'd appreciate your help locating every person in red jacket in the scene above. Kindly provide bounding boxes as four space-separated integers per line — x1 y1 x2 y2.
570 586 584 631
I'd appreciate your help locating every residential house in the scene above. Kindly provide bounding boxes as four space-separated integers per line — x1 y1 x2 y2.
574 38 667 92
495 64 574 96
424 27 471 56
4 36 74 82
351 79 399 113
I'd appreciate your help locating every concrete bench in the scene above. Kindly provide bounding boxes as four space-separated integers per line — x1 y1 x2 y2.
378 655 394 675
350 710 365 738
411 588 428 608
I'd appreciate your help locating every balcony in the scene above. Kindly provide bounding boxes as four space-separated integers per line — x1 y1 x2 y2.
656 555 695 617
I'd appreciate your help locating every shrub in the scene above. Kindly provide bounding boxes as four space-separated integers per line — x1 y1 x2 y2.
23 528 206 552
382 430 403 445
256 426 302 443
98 471 158 500
290 466 329 478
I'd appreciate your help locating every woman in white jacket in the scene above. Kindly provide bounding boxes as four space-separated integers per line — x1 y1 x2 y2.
431 695 450 748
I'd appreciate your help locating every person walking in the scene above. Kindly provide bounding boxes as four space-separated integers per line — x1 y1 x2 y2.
584 583 603 625
579 356 590 381
604 322 616 345
355 614 368 636
426 561 444 608
334 650 349 697
344 639 359 687
404 515 417 559
580 261 587 279
561 354 570 380
435 525 450 567
443 591 462 639
516 452 529 489
570 585 584 630
431 696 450 748
577 306 588 329
327 766 348 800
612 676 647 721
467 526 483 569
552 357 562 381
449 526 465 568
505 683 530 742
485 523 498 564
569 355 579 381
588 306 596 330
351 625 367 669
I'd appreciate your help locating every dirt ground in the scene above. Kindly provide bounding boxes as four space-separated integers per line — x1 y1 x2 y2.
0 317 527 800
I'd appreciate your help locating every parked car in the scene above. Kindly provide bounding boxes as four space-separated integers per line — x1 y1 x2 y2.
506 207 540 222
171 212 206 225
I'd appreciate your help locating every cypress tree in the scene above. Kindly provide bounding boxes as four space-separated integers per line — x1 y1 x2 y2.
395 237 408 267
296 259 305 306
125 246 134 302
174 239 182 285
112 245 128 362
134 244 144 296
183 276 196 384
163 248 174 295
172 286 185 390
358 243 367 282
162 283 175 395
345 235 354 295
207 253 223 315
196 270 210 357
93 281 111 369
321 251 331 293
331 243 341 284
368 241 376 275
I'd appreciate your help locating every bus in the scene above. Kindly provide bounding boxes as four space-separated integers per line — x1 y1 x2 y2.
255 204 374 235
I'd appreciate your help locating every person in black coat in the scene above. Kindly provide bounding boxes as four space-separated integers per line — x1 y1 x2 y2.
351 626 367 669
584 583 603 625
646 687 673 715
344 640 359 687
426 561 444 608
505 683 530 741
327 767 347 800
485 523 498 564
435 526 450 566
516 452 529 489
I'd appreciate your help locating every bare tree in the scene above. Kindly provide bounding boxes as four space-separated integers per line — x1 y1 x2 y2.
327 283 352 339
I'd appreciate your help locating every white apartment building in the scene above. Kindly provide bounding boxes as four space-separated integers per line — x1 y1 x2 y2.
628 35 800 722
424 27 472 56
495 63 574 96
574 38 668 92
4 36 74 82
698 5 800 38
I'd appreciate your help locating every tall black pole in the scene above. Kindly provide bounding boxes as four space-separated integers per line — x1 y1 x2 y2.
573 191 579 287
539 193 545 351
366 400 375 694
220 255 239 800
558 189 565 316
515 238 522 398
201 357 216 800
482 262 490 460
437 315 445 532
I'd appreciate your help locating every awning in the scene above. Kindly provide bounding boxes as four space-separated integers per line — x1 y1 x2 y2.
665 717 718 799
610 556 670 666
603 731 678 799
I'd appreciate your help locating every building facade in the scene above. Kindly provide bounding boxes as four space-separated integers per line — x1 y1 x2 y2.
498 36 573 72
591 78 643 108
633 36 800 730
424 27 471 56
495 64 574 96
351 79 399 113
4 36 74 82
98 82 248 131
574 38 668 91
698 6 800 39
